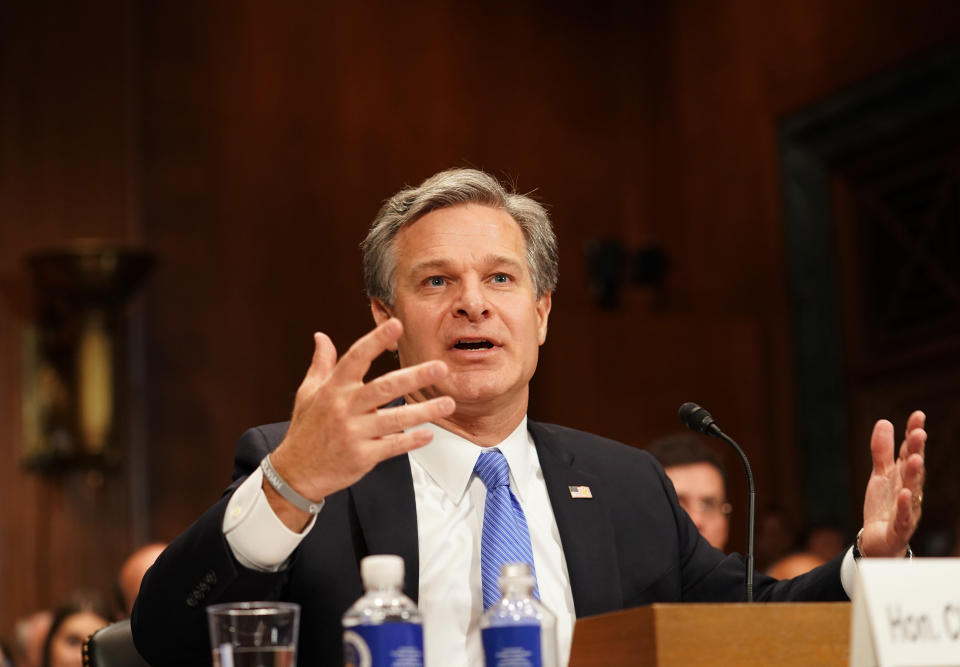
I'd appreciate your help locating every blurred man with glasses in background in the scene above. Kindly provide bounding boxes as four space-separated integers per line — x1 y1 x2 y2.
648 433 731 551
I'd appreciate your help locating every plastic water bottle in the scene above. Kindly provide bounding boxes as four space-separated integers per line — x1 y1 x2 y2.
342 554 424 667
480 563 557 667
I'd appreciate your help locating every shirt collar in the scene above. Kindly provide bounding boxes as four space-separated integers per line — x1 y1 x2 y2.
409 417 531 505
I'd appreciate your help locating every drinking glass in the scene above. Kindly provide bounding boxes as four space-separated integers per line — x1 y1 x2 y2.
206 601 300 667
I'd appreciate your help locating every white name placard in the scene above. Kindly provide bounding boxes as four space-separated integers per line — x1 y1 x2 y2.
850 558 960 667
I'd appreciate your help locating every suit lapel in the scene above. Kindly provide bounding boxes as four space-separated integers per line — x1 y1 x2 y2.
529 421 623 617
349 453 420 602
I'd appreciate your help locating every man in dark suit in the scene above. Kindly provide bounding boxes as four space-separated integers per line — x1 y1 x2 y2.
132 168 927 666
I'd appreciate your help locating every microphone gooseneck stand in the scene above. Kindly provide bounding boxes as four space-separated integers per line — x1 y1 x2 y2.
678 402 756 603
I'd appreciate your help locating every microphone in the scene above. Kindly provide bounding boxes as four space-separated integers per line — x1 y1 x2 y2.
678 402 756 603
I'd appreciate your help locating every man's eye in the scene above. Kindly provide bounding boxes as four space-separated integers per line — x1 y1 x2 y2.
492 274 510 284
427 276 445 287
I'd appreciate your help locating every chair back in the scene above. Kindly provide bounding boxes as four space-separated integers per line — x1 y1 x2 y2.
82 619 151 667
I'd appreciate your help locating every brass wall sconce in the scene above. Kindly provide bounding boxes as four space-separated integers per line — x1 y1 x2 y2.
21 242 155 471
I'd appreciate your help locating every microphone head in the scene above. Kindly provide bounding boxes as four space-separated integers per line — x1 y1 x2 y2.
678 402 717 435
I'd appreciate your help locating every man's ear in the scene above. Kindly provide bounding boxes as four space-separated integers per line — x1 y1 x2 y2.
536 291 552 345
370 299 399 351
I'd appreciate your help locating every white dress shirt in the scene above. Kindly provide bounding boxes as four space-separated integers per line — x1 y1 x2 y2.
410 419 576 666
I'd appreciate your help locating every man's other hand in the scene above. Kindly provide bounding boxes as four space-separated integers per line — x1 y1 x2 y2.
860 410 926 558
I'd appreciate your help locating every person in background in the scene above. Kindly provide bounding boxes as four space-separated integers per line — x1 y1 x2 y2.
41 593 110 667
647 433 730 551
754 507 800 572
765 523 845 579
12 610 52 667
804 524 846 563
115 543 168 619
766 552 827 579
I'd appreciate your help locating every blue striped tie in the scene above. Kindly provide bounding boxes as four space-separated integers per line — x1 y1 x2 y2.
474 449 539 609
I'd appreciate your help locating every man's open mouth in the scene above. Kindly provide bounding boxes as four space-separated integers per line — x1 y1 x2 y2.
453 339 496 350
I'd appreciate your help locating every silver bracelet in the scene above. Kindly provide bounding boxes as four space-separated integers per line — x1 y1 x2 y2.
260 454 324 515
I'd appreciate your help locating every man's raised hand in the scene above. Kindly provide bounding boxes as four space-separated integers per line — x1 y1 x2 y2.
859 410 926 557
265 318 455 529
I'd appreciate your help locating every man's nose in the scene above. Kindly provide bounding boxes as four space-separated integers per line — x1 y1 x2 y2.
453 279 489 320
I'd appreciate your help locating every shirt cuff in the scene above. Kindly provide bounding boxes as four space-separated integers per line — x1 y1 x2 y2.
222 467 318 572
839 546 857 598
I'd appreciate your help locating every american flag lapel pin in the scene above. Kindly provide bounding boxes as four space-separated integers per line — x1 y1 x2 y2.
568 485 592 499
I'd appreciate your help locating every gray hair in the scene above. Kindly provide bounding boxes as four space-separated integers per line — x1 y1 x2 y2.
361 168 558 305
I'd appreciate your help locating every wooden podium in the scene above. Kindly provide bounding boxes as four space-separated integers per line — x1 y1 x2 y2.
568 602 851 666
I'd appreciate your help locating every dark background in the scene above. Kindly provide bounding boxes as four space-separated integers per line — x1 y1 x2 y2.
2 0 959 635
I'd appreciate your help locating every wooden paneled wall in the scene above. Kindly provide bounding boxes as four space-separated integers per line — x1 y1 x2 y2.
2 0 959 637
0 0 142 634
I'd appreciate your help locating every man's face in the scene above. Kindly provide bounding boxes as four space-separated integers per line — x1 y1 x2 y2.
371 203 551 416
664 462 729 551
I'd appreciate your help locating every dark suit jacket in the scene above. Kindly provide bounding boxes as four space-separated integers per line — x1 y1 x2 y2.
132 420 848 666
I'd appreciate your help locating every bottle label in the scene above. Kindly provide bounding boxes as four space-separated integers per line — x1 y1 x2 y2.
481 625 542 667
343 624 423 667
